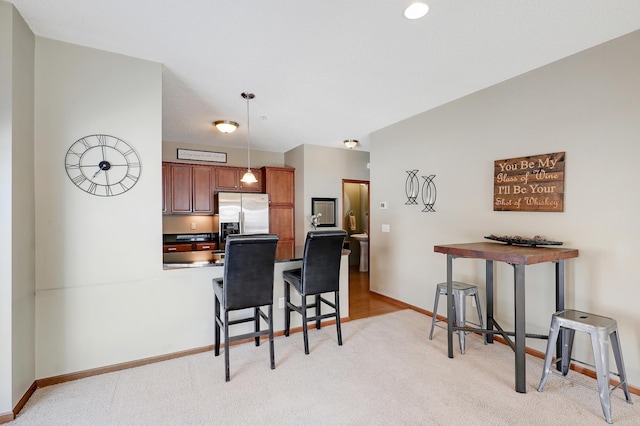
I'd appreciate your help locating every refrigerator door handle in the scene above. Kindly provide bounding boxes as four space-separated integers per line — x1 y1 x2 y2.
239 211 245 234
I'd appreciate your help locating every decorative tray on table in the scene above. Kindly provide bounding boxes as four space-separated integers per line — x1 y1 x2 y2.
484 234 563 247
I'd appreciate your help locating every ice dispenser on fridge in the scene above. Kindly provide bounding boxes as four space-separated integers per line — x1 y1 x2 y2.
215 192 270 248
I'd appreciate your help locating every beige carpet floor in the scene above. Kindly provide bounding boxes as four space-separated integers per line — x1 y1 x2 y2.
13 309 639 425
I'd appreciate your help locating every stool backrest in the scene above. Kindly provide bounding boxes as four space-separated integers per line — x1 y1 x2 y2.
301 230 347 295
223 234 279 310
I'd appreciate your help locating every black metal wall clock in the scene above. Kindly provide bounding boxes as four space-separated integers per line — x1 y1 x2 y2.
65 134 142 196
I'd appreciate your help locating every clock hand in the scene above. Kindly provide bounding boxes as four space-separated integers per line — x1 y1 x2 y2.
92 160 112 178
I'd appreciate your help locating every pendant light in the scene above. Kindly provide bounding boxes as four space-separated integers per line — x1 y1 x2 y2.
240 92 257 183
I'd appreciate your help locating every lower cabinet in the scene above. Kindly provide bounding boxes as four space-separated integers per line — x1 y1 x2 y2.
163 242 217 253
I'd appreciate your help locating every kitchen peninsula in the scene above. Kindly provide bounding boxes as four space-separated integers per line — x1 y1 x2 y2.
163 248 351 335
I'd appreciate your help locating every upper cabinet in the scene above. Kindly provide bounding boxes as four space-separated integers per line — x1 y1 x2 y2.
163 162 214 214
162 163 170 214
214 166 262 192
263 167 294 204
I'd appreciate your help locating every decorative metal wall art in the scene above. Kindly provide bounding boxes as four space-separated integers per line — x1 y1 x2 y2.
405 169 437 213
405 170 420 205
421 175 437 212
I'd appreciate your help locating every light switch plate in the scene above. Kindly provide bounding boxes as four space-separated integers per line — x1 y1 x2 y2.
382 224 390 232
379 202 387 209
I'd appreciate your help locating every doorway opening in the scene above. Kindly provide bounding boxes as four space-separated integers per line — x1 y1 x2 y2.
342 179 369 272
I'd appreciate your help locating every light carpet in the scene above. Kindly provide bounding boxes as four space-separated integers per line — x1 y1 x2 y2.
13 310 639 425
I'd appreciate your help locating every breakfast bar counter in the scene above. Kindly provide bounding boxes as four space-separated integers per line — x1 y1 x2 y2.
434 242 579 393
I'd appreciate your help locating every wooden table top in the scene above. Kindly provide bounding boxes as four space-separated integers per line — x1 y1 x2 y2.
434 242 579 265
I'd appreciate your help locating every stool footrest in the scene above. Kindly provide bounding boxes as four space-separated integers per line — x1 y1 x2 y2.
562 357 625 380
433 320 483 334
548 369 627 397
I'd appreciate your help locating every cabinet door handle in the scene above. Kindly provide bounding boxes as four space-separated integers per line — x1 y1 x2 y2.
201 245 210 249
168 247 177 251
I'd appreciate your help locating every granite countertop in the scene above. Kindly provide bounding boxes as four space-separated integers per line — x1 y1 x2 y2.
163 248 350 270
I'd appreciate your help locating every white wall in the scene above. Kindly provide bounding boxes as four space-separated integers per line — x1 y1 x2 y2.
162 139 284 167
0 2 14 415
33 38 167 378
0 1 35 415
285 144 369 247
10 3 35 409
370 30 640 387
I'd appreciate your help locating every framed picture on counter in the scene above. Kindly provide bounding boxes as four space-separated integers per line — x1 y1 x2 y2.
311 197 336 227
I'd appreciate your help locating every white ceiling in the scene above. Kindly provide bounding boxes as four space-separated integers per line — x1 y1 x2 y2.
9 0 640 153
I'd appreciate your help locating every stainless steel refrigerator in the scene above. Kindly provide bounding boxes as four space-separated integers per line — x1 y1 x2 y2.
215 192 270 247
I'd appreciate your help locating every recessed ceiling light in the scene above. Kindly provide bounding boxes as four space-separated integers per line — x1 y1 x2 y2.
404 2 429 20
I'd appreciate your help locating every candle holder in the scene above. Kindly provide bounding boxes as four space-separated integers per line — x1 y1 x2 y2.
405 169 420 205
421 174 437 212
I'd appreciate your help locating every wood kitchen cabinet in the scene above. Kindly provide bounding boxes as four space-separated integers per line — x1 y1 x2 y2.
162 162 170 214
262 166 295 259
214 166 262 192
163 242 217 253
163 243 194 253
163 162 214 214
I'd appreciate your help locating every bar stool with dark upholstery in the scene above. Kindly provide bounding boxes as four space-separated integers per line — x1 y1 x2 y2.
212 233 279 382
428 281 485 354
283 230 347 355
538 309 633 424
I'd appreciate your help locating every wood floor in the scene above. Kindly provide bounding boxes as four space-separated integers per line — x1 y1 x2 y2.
348 265 403 320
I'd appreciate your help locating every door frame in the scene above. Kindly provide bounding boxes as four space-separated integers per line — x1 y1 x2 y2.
342 178 370 269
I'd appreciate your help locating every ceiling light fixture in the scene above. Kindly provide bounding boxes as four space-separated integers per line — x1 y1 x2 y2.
240 92 258 184
404 2 429 20
343 139 359 149
213 120 239 133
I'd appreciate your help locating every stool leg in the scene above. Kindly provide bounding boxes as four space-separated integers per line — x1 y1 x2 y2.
591 329 613 424
428 288 441 340
561 329 576 376
224 310 230 382
254 307 260 346
473 292 486 344
214 295 221 356
284 281 291 337
454 292 466 354
302 295 310 355
610 329 633 404
538 318 561 392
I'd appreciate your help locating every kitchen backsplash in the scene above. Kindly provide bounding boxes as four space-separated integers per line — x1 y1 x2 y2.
163 214 218 234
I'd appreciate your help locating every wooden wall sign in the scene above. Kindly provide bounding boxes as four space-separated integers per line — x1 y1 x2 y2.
493 152 565 212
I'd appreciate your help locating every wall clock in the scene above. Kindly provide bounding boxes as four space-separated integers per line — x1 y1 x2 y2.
65 134 142 196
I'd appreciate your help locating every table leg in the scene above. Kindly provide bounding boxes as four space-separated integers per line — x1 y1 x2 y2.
447 254 454 359
514 264 526 393
486 260 494 344
555 260 569 374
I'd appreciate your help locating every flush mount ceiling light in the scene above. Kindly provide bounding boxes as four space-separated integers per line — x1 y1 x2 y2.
213 120 239 133
404 2 429 20
343 139 359 149
240 92 258 184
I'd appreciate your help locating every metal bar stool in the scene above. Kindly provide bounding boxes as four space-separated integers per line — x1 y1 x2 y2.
428 281 485 354
538 309 633 424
